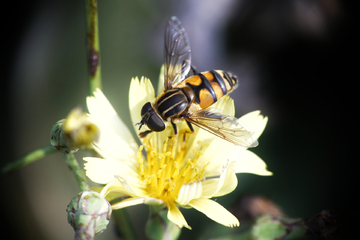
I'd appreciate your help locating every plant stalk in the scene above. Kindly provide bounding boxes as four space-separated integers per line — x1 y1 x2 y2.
1 145 56 177
85 0 102 94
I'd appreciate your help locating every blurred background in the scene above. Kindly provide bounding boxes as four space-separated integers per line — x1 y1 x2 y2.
2 0 356 239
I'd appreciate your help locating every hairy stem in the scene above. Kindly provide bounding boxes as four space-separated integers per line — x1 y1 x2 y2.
66 152 90 191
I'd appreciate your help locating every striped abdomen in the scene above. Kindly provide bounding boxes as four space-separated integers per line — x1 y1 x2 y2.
185 70 238 109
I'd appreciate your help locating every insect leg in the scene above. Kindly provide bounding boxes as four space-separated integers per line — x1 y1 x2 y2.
171 121 178 135
139 130 152 138
185 120 195 132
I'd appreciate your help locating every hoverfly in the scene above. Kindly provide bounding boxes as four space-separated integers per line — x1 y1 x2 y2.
137 16 258 148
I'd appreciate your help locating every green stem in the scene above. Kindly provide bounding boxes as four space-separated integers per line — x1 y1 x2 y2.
85 0 102 95
147 205 181 240
113 209 139 240
1 145 56 177
66 152 90 191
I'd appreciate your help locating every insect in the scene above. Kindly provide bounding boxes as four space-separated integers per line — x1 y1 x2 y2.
136 16 258 147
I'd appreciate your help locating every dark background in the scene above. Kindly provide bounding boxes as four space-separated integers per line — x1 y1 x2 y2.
2 0 356 239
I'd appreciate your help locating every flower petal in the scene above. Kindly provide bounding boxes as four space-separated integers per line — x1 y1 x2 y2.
200 179 218 198
157 64 165 95
115 175 148 197
87 89 138 153
239 110 268 141
211 95 235 116
167 202 191 229
99 180 132 201
188 198 239 227
201 138 272 177
177 181 203 205
129 77 156 137
233 148 272 176
202 160 238 198
112 197 148 210
200 137 236 176
212 161 238 197
92 128 137 163
84 157 138 184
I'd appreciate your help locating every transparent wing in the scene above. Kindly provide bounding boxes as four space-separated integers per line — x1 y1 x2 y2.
164 16 191 90
185 109 258 148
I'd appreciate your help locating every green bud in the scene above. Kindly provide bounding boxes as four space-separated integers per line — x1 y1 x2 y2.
67 191 112 240
252 215 287 240
50 108 99 154
251 215 306 240
50 119 78 154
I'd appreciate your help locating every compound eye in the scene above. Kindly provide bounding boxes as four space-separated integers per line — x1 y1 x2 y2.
141 102 153 117
147 113 165 132
140 102 165 132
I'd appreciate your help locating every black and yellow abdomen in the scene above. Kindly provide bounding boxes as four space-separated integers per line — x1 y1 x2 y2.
153 70 237 122
185 70 238 109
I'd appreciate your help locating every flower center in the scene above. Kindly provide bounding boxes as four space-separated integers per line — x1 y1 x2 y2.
136 130 209 204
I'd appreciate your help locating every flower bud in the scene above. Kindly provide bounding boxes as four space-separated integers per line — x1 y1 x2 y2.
50 119 77 154
67 191 112 240
62 107 99 149
252 215 287 240
252 215 306 240
50 108 99 153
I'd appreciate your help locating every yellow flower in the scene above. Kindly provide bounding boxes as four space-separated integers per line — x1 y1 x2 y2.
84 75 271 229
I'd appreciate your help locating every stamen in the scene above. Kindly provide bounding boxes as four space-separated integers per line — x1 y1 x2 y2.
199 162 210 177
157 164 167 187
171 161 179 180
171 138 178 158
146 175 154 192
158 153 165 167
161 178 175 197
136 131 210 203
162 137 169 154
182 159 193 178
137 145 145 180
192 151 202 166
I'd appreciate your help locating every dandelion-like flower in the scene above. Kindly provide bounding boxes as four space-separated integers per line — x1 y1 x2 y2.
84 74 271 229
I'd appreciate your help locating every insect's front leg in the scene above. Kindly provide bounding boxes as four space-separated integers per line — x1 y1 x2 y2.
139 130 152 138
171 121 178 135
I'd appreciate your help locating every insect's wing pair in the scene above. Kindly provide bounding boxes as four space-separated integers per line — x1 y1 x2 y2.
164 17 257 148
185 109 258 148
164 16 192 91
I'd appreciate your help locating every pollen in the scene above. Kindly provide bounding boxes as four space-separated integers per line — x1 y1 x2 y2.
139 131 208 203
